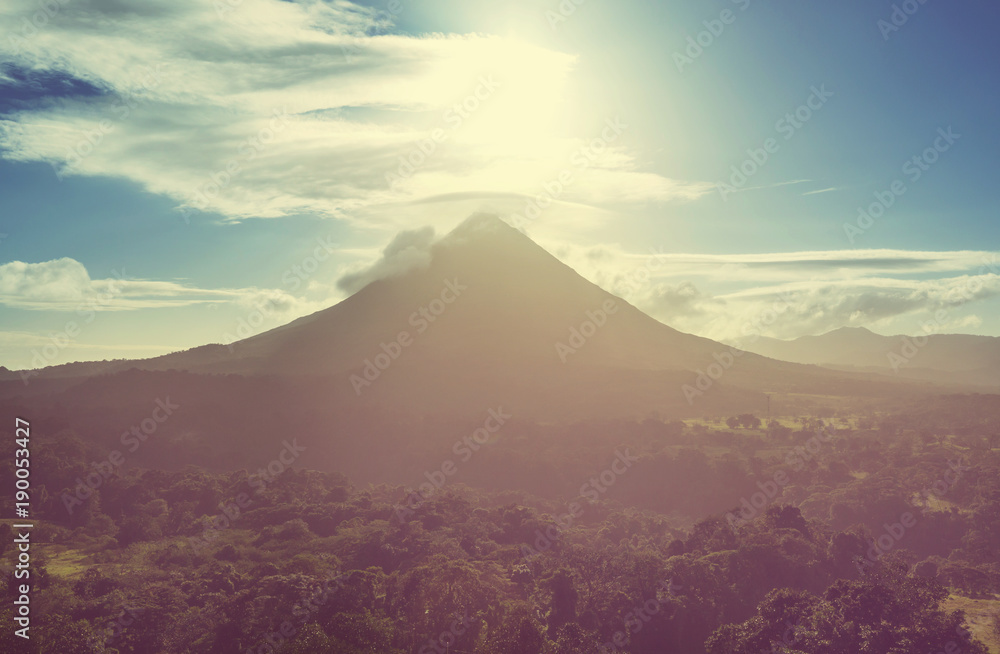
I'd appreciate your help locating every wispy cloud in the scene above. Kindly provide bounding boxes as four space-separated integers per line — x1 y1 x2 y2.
551 245 1000 282
336 225 436 293
0 0 712 226
724 178 813 195
0 258 331 315
542 241 1000 339
801 186 840 196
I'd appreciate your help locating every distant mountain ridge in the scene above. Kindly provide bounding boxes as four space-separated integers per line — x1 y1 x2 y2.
742 326 1000 388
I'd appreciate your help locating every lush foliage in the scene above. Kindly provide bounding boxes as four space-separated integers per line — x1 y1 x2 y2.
2 404 999 653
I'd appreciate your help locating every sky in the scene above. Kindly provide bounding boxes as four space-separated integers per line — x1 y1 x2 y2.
1 0 999 368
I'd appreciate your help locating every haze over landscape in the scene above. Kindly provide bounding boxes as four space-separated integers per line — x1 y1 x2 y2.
2 1 1000 653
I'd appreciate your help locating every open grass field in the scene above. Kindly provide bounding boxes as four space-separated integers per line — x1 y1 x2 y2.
944 595 1000 654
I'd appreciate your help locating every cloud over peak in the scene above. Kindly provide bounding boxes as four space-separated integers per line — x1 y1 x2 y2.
336 225 436 293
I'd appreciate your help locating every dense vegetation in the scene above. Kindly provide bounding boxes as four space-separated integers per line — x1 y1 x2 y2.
3 404 1000 653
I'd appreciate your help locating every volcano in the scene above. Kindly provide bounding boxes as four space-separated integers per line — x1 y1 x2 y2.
6 214 917 420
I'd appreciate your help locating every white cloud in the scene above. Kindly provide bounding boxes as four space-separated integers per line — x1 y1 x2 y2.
639 275 1000 342
641 281 722 323
0 258 331 315
549 245 1000 285
0 0 711 226
231 282 343 320
336 225 435 293
530 241 1000 340
0 258 94 306
801 186 841 196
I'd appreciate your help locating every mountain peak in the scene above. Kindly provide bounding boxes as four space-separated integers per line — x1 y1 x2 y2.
447 212 515 238
826 326 876 337
438 212 547 261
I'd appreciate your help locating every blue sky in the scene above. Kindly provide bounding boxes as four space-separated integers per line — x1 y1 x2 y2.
1 0 999 368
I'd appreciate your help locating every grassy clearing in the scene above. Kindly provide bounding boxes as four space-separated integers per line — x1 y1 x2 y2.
944 595 1000 654
43 544 93 580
